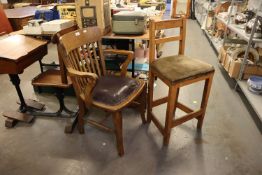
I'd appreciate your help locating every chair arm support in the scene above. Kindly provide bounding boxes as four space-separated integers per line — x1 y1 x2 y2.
67 67 98 80
67 68 98 106
103 49 134 77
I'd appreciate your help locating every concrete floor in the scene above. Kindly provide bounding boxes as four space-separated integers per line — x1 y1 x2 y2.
0 19 262 175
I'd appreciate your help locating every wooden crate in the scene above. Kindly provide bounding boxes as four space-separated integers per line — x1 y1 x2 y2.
75 0 111 34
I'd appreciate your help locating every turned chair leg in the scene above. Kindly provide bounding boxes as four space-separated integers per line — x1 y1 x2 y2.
147 72 155 123
163 86 179 146
113 111 124 156
197 76 213 130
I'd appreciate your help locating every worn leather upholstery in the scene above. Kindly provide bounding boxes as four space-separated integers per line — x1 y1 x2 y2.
92 75 140 106
151 55 215 84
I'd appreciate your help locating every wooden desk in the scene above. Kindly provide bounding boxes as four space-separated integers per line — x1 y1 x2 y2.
0 35 48 127
4 6 36 31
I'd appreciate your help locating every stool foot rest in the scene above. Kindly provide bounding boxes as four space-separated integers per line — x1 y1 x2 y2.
152 97 168 107
172 109 203 127
176 102 193 113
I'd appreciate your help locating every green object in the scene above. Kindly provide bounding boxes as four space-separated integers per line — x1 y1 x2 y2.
112 11 147 35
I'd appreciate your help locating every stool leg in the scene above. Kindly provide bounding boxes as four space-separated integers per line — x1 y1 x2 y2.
197 75 213 130
147 72 155 123
113 111 124 156
138 85 147 124
163 86 179 146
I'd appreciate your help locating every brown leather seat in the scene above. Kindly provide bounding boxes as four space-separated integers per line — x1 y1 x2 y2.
151 55 214 84
92 76 140 106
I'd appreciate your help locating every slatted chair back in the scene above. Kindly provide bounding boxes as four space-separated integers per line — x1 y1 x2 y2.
60 27 107 77
149 18 186 64
59 27 108 105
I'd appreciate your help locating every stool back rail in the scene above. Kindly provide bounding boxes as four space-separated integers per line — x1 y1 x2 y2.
147 18 215 146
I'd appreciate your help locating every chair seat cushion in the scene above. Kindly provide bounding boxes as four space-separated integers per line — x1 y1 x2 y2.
92 75 140 106
151 55 214 83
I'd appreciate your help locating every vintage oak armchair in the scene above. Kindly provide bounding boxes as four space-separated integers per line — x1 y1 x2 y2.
147 18 215 146
59 27 146 156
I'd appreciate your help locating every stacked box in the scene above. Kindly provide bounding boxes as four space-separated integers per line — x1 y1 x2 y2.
218 46 262 79
75 0 111 34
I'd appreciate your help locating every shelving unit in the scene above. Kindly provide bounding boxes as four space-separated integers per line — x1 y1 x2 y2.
194 0 262 123
237 80 262 121
216 16 262 43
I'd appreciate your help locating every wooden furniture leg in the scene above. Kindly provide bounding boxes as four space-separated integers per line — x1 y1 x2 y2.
138 85 147 124
113 111 124 156
147 72 155 123
163 86 179 146
197 76 213 130
3 74 34 127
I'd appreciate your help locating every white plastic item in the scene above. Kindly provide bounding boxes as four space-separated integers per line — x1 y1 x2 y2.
23 25 42 35
41 19 74 33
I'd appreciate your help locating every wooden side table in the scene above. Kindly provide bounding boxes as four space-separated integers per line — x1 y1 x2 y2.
0 35 48 127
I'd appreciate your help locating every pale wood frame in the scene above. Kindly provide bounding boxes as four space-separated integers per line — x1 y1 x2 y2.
172 0 191 19
147 18 215 145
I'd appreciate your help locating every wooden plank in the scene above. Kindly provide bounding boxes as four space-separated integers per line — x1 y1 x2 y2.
3 111 34 123
154 19 183 30
152 96 168 107
86 119 114 132
155 36 181 44
172 109 203 127
176 102 193 113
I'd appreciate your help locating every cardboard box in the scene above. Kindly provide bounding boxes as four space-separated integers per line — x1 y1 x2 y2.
23 25 42 35
42 19 74 33
227 58 262 79
218 46 229 65
224 54 231 71
75 0 111 34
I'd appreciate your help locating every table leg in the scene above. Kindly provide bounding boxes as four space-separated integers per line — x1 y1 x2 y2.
191 0 196 20
129 39 135 77
9 74 27 112
2 74 34 127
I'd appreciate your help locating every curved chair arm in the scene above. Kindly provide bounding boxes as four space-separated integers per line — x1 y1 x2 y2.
67 68 98 106
103 49 134 77
67 68 98 80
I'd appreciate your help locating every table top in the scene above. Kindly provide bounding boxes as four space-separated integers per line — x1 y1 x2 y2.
0 34 48 74
0 35 47 61
4 6 36 19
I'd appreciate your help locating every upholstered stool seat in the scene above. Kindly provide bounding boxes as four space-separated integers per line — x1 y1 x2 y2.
151 55 214 83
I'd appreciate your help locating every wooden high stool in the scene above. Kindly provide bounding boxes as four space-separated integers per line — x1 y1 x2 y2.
147 18 215 146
